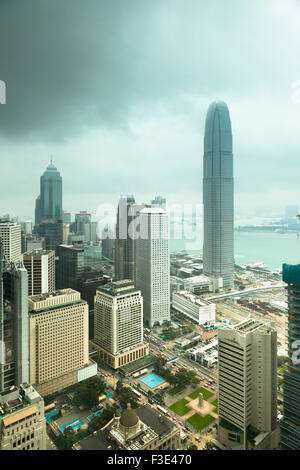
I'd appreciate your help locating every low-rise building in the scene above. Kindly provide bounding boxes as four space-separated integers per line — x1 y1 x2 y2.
73 404 181 451
188 339 218 367
172 291 216 325
0 383 46 450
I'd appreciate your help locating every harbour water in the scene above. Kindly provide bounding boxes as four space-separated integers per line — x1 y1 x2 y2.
170 229 300 272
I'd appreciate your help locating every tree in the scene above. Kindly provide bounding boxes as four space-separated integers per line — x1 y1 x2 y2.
72 384 99 409
204 441 214 450
187 444 197 450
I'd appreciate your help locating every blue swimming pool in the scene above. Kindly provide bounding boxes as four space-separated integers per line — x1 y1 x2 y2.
45 410 59 423
140 373 166 389
105 390 112 398
87 409 104 422
59 418 84 434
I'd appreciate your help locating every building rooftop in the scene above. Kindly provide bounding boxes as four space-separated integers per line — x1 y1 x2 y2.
173 291 210 307
74 405 177 451
226 316 274 335
0 384 42 424
97 280 140 297
23 249 54 256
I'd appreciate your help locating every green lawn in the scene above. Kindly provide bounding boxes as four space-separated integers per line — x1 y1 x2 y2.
211 398 218 412
169 398 190 416
188 387 214 401
187 413 216 431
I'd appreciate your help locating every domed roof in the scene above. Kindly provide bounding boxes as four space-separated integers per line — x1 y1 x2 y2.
119 403 138 428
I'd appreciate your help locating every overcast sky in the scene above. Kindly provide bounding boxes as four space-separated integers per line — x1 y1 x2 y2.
0 0 300 221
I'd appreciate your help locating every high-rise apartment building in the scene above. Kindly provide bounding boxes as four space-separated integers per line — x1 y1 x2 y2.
0 220 22 262
136 207 170 327
203 101 234 289
0 383 46 450
91 280 149 369
28 289 97 396
280 264 300 450
23 249 55 296
217 317 279 450
0 241 29 393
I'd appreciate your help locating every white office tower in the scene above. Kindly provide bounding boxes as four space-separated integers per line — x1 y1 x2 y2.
23 249 55 296
203 101 234 289
0 221 22 262
136 208 170 328
218 318 279 450
92 280 149 369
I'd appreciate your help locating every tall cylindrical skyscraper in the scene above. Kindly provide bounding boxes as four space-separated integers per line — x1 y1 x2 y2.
203 101 234 289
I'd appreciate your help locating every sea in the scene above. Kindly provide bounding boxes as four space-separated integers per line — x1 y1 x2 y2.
170 227 300 272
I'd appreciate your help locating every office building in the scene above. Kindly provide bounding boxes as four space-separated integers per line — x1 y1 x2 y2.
28 289 96 396
75 211 91 235
115 195 136 281
22 220 32 235
203 101 234 289
83 222 98 244
217 317 279 450
0 383 46 450
280 264 300 450
39 161 62 221
35 162 63 253
0 220 22 262
0 241 29 393
101 225 115 261
62 211 71 225
35 220 63 253
34 196 41 226
23 249 55 296
21 233 45 254
136 207 170 327
91 280 149 369
56 244 85 290
151 196 167 211
172 291 216 325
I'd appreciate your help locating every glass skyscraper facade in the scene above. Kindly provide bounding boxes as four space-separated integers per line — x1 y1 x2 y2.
40 162 62 221
281 264 300 449
203 101 234 289
0 240 29 393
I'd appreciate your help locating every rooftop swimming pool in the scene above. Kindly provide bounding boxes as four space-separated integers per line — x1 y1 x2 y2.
45 410 59 423
59 418 84 434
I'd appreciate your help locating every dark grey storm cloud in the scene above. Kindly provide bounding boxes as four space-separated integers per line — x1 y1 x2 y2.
0 0 291 139
0 0 300 218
